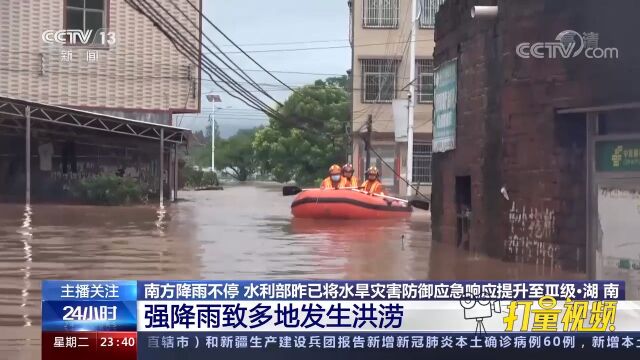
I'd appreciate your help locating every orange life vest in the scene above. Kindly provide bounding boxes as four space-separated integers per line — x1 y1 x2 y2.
361 180 384 195
320 177 341 190
340 176 359 189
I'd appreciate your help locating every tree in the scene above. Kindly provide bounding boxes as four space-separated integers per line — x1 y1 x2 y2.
253 78 350 186
324 75 348 90
215 128 259 181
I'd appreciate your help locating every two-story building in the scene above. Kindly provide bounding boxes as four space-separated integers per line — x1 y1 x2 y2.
0 0 201 203
348 0 446 195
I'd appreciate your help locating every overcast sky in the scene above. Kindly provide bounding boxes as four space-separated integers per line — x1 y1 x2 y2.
177 0 351 137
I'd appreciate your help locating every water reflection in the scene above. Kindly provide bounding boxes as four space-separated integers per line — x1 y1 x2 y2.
0 183 585 359
17 204 32 327
155 204 167 236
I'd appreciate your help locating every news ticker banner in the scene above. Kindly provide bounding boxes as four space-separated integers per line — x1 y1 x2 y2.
42 280 640 360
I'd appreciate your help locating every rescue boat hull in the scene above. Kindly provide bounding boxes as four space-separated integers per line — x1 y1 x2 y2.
291 189 412 219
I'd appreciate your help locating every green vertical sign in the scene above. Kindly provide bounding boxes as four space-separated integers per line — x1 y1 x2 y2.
596 140 640 172
433 58 457 153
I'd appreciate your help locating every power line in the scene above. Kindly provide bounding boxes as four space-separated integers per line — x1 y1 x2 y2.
183 0 295 93
127 0 280 118
140 0 282 109
162 0 284 106
217 39 349 47
128 0 344 141
1 67 424 97
0 38 433 57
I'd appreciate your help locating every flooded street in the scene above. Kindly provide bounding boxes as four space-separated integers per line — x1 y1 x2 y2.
0 183 584 359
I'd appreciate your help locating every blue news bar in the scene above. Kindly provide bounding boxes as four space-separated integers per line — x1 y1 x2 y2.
136 280 625 301
136 332 640 360
42 280 138 301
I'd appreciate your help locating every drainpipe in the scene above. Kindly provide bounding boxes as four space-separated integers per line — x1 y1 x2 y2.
174 144 179 202
471 6 498 19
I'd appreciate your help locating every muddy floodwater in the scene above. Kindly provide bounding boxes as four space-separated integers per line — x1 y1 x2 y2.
0 183 584 359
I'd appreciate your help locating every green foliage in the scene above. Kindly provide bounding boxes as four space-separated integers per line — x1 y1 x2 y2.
183 166 219 188
216 128 259 181
188 120 220 169
71 175 147 205
253 78 350 186
323 75 348 90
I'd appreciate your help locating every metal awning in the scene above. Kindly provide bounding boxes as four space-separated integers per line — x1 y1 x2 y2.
0 96 190 143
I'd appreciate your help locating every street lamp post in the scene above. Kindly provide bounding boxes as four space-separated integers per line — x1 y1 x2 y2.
206 93 222 174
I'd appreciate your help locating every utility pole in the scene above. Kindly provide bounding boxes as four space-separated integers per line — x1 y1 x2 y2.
210 109 215 172
206 93 222 174
406 0 417 197
365 114 372 171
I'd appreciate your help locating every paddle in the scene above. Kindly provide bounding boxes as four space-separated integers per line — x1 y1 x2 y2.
282 186 362 196
282 185 306 196
352 189 430 211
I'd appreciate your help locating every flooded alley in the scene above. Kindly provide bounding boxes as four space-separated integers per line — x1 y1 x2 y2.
0 183 584 359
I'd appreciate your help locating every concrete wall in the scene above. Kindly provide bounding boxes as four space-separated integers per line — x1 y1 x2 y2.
431 0 640 271
0 0 201 114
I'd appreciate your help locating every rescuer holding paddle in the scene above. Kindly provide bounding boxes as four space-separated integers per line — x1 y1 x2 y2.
361 166 384 195
320 164 343 190
340 164 358 188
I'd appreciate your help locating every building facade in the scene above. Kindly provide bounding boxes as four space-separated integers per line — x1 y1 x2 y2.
0 0 199 204
431 0 640 295
348 0 446 195
0 0 201 124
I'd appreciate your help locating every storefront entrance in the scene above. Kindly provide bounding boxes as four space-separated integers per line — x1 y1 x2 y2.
585 108 640 299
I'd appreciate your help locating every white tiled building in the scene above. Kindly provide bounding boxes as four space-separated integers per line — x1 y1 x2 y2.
0 0 202 124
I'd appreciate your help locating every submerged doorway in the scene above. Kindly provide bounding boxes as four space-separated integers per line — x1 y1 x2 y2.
456 176 471 250
586 109 640 299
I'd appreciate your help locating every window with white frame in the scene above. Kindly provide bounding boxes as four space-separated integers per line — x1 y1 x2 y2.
416 59 434 103
419 0 447 28
66 0 107 44
361 59 398 103
363 0 399 28
413 142 432 183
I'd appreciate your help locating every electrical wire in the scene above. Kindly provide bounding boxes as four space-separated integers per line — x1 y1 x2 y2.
126 0 332 139
183 0 296 93
127 0 281 118
160 0 283 106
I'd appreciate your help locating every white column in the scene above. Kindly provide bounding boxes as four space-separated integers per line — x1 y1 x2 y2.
160 128 164 206
210 102 215 173
25 106 31 205
174 144 179 201
406 0 417 197
169 144 175 202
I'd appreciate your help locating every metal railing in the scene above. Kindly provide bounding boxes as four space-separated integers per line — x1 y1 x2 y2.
419 0 447 28
413 142 432 183
363 0 399 28
416 59 434 103
361 59 398 103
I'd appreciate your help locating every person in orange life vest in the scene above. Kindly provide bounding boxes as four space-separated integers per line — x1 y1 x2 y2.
361 166 385 195
320 164 343 189
340 163 359 188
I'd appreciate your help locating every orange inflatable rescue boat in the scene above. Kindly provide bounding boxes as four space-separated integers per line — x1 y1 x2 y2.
291 189 412 219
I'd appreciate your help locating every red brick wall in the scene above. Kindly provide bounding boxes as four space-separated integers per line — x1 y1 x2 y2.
432 0 640 271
